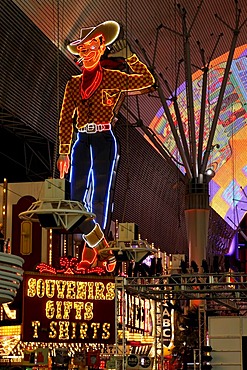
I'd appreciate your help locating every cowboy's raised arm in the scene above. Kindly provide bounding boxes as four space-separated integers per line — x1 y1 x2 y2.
109 39 155 93
109 39 133 59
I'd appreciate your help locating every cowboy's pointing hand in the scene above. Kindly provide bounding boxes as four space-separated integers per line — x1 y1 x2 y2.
57 154 70 179
109 39 133 59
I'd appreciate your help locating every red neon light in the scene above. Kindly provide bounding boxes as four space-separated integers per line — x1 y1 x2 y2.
36 255 108 276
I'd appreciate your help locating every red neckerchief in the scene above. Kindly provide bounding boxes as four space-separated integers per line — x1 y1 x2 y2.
80 63 103 100
100 57 126 70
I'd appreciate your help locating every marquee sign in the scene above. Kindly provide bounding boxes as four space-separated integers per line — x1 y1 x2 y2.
22 273 115 343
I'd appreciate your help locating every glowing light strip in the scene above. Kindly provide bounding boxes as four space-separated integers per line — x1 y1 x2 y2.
2 303 16 319
0 325 21 336
63 235 67 256
2 178 7 239
83 145 94 213
102 130 118 230
49 229 53 265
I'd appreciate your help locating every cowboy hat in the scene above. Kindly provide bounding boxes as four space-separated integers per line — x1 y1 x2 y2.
67 20 120 55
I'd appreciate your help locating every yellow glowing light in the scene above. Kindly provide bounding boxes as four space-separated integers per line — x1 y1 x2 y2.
76 281 88 299
27 278 37 297
94 282 106 300
2 303 17 319
49 229 53 265
71 322 77 339
36 279 45 298
66 281 76 299
25 277 115 342
80 323 88 339
58 321 70 340
0 325 21 336
49 321 57 338
56 301 63 319
102 323 110 340
46 300 55 319
84 302 93 320
0 335 21 357
73 302 83 320
141 336 155 344
105 282 115 300
32 321 40 338
56 280 67 299
63 301 73 319
26 278 116 300
87 282 94 300
91 322 100 339
63 237 67 256
45 279 56 298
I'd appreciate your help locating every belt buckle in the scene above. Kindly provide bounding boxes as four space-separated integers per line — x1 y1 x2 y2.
86 122 96 133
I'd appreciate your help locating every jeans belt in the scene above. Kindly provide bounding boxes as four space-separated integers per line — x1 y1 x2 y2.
78 122 111 134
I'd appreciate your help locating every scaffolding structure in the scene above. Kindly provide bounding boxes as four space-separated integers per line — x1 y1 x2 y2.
115 272 247 370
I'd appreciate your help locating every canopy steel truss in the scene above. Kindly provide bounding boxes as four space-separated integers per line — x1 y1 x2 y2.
121 273 247 313
115 273 247 370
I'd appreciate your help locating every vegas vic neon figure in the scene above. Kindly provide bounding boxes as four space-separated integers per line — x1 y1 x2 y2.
57 21 154 271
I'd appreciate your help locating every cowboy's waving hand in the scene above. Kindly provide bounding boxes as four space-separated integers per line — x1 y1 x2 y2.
109 39 133 59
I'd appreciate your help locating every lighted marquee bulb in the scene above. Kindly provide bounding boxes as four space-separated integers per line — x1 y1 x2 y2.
105 282 115 300
63 237 67 255
80 323 88 339
87 282 95 299
55 301 63 319
46 300 55 319
95 282 106 300
32 321 40 338
102 323 110 340
58 321 70 340
27 278 37 297
49 321 57 338
75 244 79 259
49 229 53 265
56 280 67 299
45 279 56 298
36 279 46 298
91 322 100 339
76 281 88 300
63 301 73 319
66 281 76 299
73 302 84 320
84 302 94 320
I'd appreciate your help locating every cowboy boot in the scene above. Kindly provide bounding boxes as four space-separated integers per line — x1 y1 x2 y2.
77 242 97 270
83 223 116 272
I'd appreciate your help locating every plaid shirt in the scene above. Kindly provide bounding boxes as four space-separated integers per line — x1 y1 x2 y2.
59 54 155 154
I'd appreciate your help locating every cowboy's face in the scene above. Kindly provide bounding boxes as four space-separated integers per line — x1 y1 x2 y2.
77 35 106 69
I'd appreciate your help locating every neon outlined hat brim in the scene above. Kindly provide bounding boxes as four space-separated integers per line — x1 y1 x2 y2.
67 20 120 55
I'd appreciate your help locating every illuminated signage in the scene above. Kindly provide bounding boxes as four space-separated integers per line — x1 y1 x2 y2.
22 273 115 343
162 303 173 347
126 294 151 334
127 355 153 370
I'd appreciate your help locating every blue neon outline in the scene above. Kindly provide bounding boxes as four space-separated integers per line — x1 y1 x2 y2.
102 130 118 229
83 145 94 213
71 130 117 229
